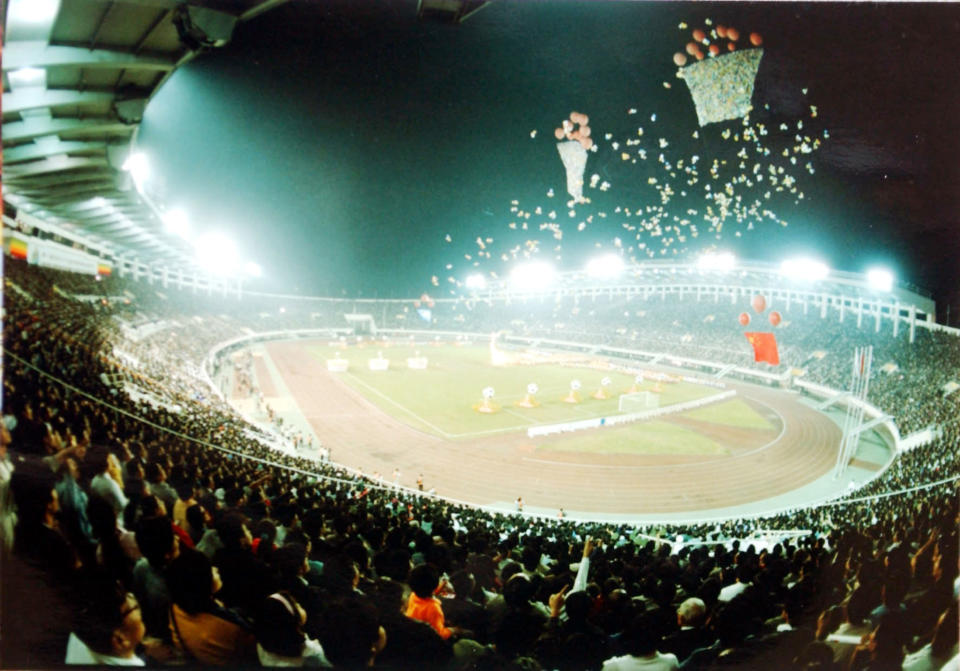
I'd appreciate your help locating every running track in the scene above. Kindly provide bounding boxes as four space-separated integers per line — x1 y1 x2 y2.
265 340 841 516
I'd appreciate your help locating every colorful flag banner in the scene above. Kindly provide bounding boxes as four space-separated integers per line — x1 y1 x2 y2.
745 332 779 365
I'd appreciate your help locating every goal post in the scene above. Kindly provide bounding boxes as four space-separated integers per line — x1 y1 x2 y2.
618 391 659 413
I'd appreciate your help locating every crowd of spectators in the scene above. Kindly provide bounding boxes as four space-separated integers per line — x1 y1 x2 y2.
2 258 958 669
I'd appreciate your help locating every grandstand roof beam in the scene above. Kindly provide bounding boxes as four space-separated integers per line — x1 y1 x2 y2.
4 156 109 177
3 89 116 115
2 117 130 143
19 183 124 201
2 42 177 73
3 139 109 164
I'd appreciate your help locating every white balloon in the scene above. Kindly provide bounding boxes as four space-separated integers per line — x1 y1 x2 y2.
482 386 495 399
527 383 539 395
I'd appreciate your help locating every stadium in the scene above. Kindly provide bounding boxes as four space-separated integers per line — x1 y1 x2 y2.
1 1 958 670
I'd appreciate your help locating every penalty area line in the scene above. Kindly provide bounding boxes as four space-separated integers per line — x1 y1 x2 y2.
340 372 456 439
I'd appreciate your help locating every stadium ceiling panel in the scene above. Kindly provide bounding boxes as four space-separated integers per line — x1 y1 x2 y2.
2 0 292 270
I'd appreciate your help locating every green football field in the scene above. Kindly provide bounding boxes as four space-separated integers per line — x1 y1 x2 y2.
304 343 774 455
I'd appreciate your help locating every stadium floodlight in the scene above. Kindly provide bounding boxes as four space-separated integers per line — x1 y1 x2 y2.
122 152 149 190
510 260 555 291
10 0 60 22
696 250 736 272
194 231 238 276
866 267 894 292
161 208 189 238
7 67 46 89
586 253 625 280
779 257 829 281
244 261 262 278
465 273 487 290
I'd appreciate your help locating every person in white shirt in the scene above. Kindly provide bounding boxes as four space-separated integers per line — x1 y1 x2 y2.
66 587 146 666
601 612 678 671
90 450 128 516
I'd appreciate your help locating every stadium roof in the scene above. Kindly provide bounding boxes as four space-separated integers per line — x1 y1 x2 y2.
2 0 292 271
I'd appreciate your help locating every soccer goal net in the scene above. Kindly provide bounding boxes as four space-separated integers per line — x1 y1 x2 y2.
618 391 659 413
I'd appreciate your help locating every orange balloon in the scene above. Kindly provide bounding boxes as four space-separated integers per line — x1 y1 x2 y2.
769 311 782 327
578 136 593 150
570 111 584 125
727 42 736 51
751 294 767 313
579 125 591 138
727 27 740 41
708 44 720 56
717 24 727 38
673 52 688 67
750 32 763 46
694 49 704 61
692 28 706 42
738 312 750 326
554 127 565 140
686 42 698 56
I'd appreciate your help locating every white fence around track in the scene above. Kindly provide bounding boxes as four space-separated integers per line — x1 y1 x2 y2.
526 389 736 438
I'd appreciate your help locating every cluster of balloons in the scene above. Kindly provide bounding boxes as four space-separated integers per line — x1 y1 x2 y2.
554 111 594 150
414 293 435 308
673 22 763 66
738 294 781 327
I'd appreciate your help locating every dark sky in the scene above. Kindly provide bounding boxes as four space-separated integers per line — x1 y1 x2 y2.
138 1 960 318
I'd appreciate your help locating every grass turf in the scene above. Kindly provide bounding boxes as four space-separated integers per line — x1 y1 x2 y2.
680 398 775 430
306 342 718 438
536 419 729 456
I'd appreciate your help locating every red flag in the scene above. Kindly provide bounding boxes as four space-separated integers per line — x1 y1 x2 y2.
745 332 780 365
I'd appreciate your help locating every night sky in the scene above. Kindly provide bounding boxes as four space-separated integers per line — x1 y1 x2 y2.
137 1 960 319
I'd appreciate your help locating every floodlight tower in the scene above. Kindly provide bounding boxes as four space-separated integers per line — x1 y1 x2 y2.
833 346 874 479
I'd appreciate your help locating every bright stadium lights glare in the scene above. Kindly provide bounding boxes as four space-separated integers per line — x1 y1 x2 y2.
510 260 555 291
11 0 60 22
162 208 189 238
8 67 46 89
696 250 736 272
122 152 149 190
780 257 830 281
866 267 894 292
244 261 263 278
194 232 238 276
465 273 487 290
586 253 625 280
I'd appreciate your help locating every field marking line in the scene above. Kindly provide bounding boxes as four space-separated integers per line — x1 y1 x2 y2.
341 372 456 439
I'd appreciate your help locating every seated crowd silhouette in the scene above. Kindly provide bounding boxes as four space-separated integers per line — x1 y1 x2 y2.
2 258 957 669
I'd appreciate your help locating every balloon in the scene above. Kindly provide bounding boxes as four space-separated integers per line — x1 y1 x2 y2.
694 49 705 61
579 114 589 125
570 112 585 125
738 312 750 326
727 27 740 41
769 311 782 327
579 125 591 137
708 44 720 56
554 127 565 140
692 28 706 42
751 294 767 313
686 41 699 56
717 24 727 38
750 32 763 46
578 136 593 150
727 42 736 51
674 52 688 67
